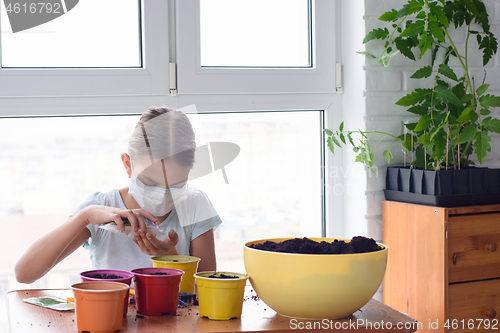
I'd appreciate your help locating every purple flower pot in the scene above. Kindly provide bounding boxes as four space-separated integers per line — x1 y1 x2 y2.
80 269 133 317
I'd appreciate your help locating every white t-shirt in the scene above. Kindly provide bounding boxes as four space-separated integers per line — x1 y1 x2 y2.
72 187 222 272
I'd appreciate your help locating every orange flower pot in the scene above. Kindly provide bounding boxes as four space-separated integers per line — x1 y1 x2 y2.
72 281 130 333
80 269 133 318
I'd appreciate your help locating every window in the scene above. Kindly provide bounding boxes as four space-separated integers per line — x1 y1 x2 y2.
200 0 311 68
0 111 323 295
176 0 337 94
0 0 169 97
1 0 141 68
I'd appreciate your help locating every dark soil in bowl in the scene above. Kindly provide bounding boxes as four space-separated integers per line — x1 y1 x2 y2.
249 236 382 254
207 274 239 279
148 272 170 275
87 273 123 279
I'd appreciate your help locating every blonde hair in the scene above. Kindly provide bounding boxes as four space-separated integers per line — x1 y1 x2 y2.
128 107 196 171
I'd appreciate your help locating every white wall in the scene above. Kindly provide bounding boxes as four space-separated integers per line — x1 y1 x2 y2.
335 0 368 239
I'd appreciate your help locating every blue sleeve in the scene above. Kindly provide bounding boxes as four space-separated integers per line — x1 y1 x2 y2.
187 188 222 240
191 215 222 241
71 192 109 216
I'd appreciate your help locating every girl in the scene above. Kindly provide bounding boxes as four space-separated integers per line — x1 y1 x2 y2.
15 107 221 284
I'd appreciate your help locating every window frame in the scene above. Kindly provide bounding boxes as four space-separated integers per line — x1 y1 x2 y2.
0 0 170 98
0 0 343 238
175 0 337 94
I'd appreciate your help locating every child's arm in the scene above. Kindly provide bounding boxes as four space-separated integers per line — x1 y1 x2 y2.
15 205 156 284
190 229 216 272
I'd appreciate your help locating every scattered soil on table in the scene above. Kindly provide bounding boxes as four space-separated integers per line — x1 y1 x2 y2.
244 289 260 302
208 274 239 279
148 272 170 275
249 236 382 254
88 273 123 279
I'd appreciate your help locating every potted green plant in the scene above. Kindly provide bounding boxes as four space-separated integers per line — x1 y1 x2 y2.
325 0 500 206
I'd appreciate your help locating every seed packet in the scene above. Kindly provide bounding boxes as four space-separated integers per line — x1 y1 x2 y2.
99 218 160 239
23 296 75 311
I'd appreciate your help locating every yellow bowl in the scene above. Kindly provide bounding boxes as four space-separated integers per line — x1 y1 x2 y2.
194 271 249 320
150 255 200 293
243 237 387 320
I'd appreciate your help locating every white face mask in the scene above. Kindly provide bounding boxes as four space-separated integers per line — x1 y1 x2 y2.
128 177 188 217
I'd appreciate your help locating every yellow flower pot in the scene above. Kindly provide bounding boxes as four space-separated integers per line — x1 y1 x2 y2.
150 255 200 293
194 271 249 320
244 237 388 319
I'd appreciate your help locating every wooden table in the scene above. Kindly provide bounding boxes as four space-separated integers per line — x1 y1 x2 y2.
7 287 418 332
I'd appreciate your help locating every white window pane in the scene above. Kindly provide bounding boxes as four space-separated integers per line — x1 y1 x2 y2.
188 111 323 273
0 0 141 68
0 115 139 305
200 0 311 68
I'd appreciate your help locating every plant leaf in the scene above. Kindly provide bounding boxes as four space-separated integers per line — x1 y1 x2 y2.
483 117 500 134
461 94 473 103
434 85 462 106
396 89 431 106
476 84 490 96
383 149 393 164
348 133 355 146
377 50 400 67
395 0 424 20
339 122 344 132
480 33 498 66
411 66 433 79
438 64 458 81
379 9 398 22
324 129 333 136
395 38 416 60
430 5 449 27
474 130 491 165
407 105 429 115
418 32 433 58
413 115 431 132
479 94 500 108
363 28 390 44
327 137 335 154
429 21 445 43
357 51 377 59
430 129 446 161
331 135 341 148
456 105 475 123
457 124 478 145
401 20 425 38
481 108 491 116
339 133 346 144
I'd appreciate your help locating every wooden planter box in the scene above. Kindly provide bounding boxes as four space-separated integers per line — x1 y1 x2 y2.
383 201 500 333
384 166 500 207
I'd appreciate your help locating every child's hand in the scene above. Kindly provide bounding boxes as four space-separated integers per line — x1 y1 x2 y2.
133 229 179 256
80 205 157 234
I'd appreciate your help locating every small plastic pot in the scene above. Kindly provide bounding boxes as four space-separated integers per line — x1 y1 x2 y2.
194 271 249 320
80 269 133 317
72 281 129 333
150 255 200 293
131 267 184 316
